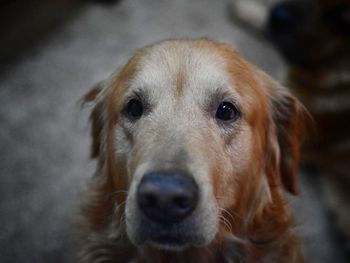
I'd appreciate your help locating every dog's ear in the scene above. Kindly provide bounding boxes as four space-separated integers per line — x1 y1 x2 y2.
261 72 310 195
271 88 308 194
81 83 105 159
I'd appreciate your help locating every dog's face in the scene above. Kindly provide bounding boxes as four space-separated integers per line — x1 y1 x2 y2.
85 40 305 252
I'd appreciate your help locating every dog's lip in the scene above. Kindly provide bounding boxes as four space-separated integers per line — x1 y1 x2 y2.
154 235 183 244
148 234 187 248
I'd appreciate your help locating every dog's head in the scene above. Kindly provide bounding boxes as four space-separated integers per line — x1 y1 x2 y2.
83 39 307 252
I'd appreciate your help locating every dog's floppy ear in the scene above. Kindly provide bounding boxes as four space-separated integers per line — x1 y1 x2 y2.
261 72 309 195
82 83 105 159
271 88 308 194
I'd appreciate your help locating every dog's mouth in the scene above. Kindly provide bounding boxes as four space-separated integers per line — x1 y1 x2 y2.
142 223 196 251
149 234 186 249
136 220 199 250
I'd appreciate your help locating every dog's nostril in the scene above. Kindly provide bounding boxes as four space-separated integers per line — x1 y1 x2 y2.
143 193 157 208
174 196 190 210
137 171 198 224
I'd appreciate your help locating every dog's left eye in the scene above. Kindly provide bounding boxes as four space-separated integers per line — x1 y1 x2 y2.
215 101 240 122
124 98 144 120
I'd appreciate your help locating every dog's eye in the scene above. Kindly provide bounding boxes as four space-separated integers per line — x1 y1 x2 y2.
215 101 240 121
124 99 143 120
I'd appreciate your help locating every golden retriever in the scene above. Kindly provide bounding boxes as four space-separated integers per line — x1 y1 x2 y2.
78 39 307 263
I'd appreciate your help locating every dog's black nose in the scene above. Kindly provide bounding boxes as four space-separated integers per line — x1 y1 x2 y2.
137 171 198 224
267 1 301 34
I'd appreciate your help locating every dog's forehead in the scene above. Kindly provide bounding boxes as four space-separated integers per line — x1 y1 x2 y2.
129 41 234 98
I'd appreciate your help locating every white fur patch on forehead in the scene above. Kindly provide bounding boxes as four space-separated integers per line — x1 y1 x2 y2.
127 40 237 102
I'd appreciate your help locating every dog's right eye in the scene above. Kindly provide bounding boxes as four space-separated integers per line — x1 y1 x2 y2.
124 98 143 120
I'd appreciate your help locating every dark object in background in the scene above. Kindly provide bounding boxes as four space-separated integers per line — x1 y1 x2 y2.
268 0 350 254
0 0 82 69
0 0 124 69
267 0 350 67
92 0 120 3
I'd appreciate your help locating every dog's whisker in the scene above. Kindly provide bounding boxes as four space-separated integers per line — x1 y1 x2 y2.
112 200 127 218
226 233 248 246
115 200 127 210
117 213 125 227
219 207 235 221
218 206 242 222
219 215 233 233
110 190 129 197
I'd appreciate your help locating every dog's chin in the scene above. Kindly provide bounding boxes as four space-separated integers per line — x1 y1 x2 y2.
146 235 191 251
130 230 211 251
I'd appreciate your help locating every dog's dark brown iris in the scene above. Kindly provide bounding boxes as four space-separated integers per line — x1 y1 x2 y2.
216 101 240 121
125 98 143 120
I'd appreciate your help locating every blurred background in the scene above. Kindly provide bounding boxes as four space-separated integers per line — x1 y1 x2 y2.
0 0 349 262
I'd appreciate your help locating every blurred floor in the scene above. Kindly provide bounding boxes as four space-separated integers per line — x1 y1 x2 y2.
0 0 347 262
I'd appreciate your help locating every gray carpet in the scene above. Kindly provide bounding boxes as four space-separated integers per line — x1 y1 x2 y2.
0 0 346 262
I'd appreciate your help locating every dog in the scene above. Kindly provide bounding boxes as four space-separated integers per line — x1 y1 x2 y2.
77 39 308 263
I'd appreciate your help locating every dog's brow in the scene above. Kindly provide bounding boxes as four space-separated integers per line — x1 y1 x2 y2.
204 86 240 108
123 87 150 103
